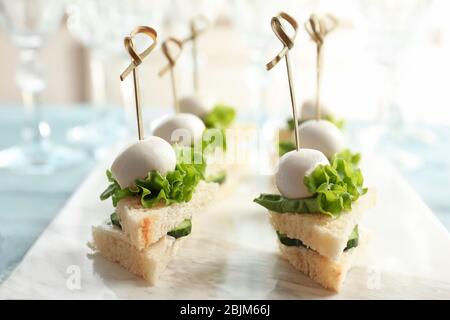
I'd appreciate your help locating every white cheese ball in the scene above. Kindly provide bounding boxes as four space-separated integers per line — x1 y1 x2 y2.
297 120 345 159
276 149 329 199
179 94 214 118
153 113 205 147
111 136 176 189
300 99 331 121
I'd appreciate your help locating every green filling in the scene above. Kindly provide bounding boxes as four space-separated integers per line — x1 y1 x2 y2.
167 219 192 239
100 146 205 209
277 225 359 251
206 170 227 185
286 115 345 131
202 128 227 152
204 104 236 130
345 225 359 251
110 212 121 228
254 194 323 215
202 104 236 152
109 213 192 240
254 150 367 217
278 140 296 157
333 149 361 167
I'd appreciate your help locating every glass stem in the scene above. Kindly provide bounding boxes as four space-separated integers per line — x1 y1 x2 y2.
16 48 48 164
90 49 107 107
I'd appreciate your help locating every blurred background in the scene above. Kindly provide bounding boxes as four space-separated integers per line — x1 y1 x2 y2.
1 0 450 279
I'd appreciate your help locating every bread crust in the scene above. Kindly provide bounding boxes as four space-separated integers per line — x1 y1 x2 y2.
279 242 357 292
91 224 184 284
117 181 219 250
270 190 375 260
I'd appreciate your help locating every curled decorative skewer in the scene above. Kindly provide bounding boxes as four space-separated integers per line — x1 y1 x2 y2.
181 15 210 92
120 26 158 140
305 14 338 121
159 37 183 113
266 12 300 151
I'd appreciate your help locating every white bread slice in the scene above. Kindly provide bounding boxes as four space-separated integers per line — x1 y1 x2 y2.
270 189 375 261
117 180 218 250
90 223 184 285
279 233 365 292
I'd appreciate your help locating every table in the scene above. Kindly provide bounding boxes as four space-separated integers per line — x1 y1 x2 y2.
0 148 449 298
0 106 125 282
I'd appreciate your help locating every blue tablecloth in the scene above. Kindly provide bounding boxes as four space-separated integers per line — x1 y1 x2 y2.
0 105 126 282
349 121 450 229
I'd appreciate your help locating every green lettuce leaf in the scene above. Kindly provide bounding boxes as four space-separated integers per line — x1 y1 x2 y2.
254 193 324 215
206 170 227 184
278 140 296 156
325 114 345 130
303 157 367 215
286 118 296 131
333 149 361 167
286 115 345 131
202 128 227 152
254 155 367 217
100 146 205 209
204 104 236 129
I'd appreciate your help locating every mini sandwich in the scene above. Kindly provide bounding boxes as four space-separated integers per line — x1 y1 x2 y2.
91 136 219 284
153 109 235 188
255 147 374 292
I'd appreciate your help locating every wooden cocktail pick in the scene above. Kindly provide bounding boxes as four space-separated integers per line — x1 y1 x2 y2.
266 12 300 151
120 26 158 140
305 14 338 121
158 38 183 113
182 15 210 93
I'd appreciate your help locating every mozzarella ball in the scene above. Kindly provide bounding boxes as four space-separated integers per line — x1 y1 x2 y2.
179 94 214 118
276 149 329 199
153 113 205 147
111 136 176 189
300 99 331 121
297 120 345 159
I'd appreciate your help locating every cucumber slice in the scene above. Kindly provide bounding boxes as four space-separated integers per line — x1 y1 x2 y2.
167 219 192 239
277 224 359 251
344 225 359 251
207 170 227 184
110 212 122 229
276 231 307 247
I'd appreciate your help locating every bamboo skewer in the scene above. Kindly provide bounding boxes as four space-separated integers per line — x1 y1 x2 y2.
266 12 300 151
305 14 338 121
181 15 209 93
120 26 158 140
159 37 183 113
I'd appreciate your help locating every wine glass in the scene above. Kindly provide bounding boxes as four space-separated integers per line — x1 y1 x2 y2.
358 0 432 168
65 0 168 147
360 0 432 136
0 0 86 173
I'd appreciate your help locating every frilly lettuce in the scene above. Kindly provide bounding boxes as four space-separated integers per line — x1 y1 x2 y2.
206 170 227 184
325 114 345 130
204 104 236 129
334 148 361 167
286 115 345 131
100 147 205 208
278 140 296 156
202 128 227 152
254 151 367 217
